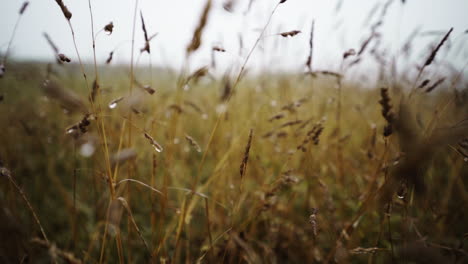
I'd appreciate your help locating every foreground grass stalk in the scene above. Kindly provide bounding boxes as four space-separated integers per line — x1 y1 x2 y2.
4 173 49 244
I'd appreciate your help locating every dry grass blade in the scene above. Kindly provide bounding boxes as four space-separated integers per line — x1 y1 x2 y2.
31 238 82 263
117 197 151 256
116 179 163 195
358 33 376 56
239 129 254 179
314 70 343 78
186 0 212 55
183 100 204 115
349 247 386 255
425 77 445 93
1 166 49 244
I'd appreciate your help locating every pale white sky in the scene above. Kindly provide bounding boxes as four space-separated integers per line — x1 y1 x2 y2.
1 0 467 74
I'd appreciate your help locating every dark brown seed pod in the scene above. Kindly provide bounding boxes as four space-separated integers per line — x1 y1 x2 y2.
58 53 71 63
104 22 114 35
280 30 301 37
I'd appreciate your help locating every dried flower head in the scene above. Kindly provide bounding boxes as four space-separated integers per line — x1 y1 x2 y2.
309 208 318 238
280 30 301 37
66 114 94 138
58 53 71 63
104 22 114 35
343 49 356 59
185 134 202 153
213 46 226 52
144 132 163 152
108 97 124 109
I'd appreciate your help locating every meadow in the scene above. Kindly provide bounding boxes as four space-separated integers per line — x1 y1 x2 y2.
1 0 468 263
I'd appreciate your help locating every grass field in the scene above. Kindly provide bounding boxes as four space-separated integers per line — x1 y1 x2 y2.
1 0 468 263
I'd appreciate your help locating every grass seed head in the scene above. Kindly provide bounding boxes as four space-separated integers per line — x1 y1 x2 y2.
240 129 254 179
423 28 453 67
105 51 114 64
279 30 301 37
19 1 29 15
186 0 212 55
54 0 72 20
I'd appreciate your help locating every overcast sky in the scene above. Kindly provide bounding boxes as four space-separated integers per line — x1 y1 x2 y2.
1 0 467 74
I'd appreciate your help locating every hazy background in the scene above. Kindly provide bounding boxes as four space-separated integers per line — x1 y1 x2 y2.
1 0 467 75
